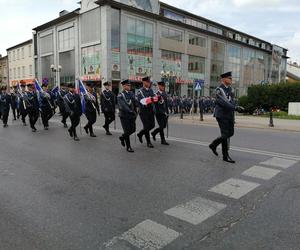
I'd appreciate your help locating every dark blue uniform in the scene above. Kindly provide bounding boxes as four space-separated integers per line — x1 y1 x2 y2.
0 92 11 127
151 90 169 145
210 84 236 160
57 88 68 127
26 91 40 131
84 91 99 137
101 89 115 134
64 92 82 140
40 91 55 129
136 87 156 147
118 90 137 151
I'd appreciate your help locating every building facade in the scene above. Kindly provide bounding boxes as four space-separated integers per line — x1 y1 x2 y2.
33 0 288 97
7 39 34 86
0 55 8 87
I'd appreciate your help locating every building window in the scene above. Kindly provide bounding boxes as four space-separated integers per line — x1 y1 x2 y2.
28 45 32 57
234 34 242 41
188 34 206 47
58 27 75 51
227 45 241 90
17 49 20 60
185 18 207 30
208 26 223 35
210 40 225 90
127 17 153 80
81 8 101 44
22 66 26 77
162 9 185 22
41 55 54 85
21 48 24 59
81 45 101 80
29 65 33 76
227 32 234 39
161 26 183 42
13 68 16 79
17 67 20 78
111 8 121 80
8 52 11 62
40 34 54 54
59 50 75 84
13 51 15 61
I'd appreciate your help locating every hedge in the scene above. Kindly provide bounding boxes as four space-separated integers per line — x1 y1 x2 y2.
238 82 300 113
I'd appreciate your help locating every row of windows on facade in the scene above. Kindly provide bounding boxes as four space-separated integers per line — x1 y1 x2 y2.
9 65 33 79
160 8 271 51
8 45 32 62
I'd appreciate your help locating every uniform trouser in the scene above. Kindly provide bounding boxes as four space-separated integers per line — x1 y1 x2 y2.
69 114 80 137
41 107 53 127
120 117 136 148
85 111 97 134
2 111 9 125
11 108 16 119
20 106 27 123
138 112 155 144
28 110 39 129
152 114 168 142
211 118 234 157
103 112 115 130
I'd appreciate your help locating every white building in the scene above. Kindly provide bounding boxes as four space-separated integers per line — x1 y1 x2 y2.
7 39 34 86
0 55 8 87
33 0 288 97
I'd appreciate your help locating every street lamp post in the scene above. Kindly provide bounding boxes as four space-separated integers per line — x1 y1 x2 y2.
50 64 62 87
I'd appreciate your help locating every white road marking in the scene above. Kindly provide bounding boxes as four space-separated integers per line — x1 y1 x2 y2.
50 119 300 161
164 197 226 225
260 157 298 169
242 165 281 180
103 220 181 250
209 178 260 199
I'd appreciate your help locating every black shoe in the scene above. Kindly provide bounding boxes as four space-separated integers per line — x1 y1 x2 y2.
119 136 125 147
147 143 154 148
23 122 27 126
13 118 16 121
74 136 80 141
106 131 112 135
90 133 97 137
161 141 169 146
32 128 37 132
223 156 235 164
68 128 73 137
137 133 143 143
44 127 49 130
127 147 134 153
63 123 68 128
151 132 156 141
209 144 218 156
84 126 89 134
3 124 8 128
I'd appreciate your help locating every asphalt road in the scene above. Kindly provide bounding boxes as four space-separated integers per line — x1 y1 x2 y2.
0 114 299 250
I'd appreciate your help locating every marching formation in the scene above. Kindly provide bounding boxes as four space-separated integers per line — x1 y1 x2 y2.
0 71 243 162
0 76 170 154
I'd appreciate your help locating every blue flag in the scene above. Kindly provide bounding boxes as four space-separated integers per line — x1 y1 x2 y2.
77 79 87 114
34 79 43 93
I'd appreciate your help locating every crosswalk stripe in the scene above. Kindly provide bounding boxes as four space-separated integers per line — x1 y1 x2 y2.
102 220 181 250
164 196 226 225
209 178 260 199
260 157 298 169
242 165 281 180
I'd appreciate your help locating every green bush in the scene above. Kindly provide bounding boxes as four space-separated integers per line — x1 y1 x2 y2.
238 82 300 113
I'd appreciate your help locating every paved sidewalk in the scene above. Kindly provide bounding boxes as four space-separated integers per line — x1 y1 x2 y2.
170 114 300 132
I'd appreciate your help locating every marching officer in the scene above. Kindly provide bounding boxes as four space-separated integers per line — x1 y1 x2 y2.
26 83 40 132
117 79 137 153
10 86 18 120
0 85 11 127
83 82 100 137
57 82 69 128
64 83 82 141
100 81 116 135
19 83 28 126
151 81 169 145
40 83 55 130
209 71 244 163
136 76 157 148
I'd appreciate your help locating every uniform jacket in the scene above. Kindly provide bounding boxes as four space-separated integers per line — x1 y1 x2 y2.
63 92 82 117
214 84 236 120
0 93 11 113
100 90 115 113
155 90 169 115
84 92 100 114
117 90 136 119
136 87 155 114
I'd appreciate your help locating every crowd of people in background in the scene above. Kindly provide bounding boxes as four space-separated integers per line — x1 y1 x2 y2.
167 96 216 115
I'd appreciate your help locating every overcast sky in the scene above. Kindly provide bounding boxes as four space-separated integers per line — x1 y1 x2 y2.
1 0 299 62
